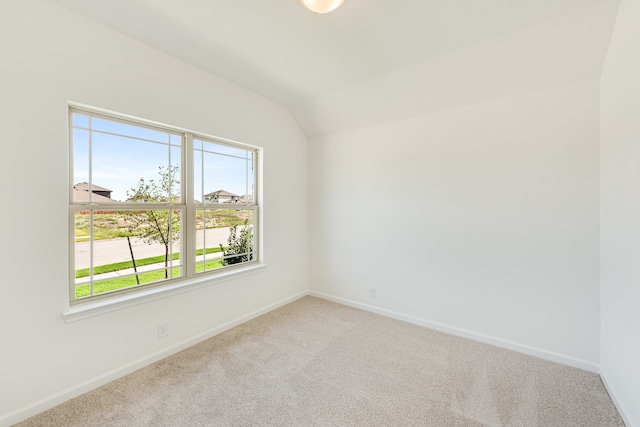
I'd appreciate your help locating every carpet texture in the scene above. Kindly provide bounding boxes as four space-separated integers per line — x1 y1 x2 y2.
18 297 624 426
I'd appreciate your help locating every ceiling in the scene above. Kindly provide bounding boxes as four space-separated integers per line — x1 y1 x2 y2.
50 0 620 137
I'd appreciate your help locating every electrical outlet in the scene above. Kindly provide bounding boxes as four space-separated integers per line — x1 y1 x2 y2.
158 322 169 339
369 288 377 298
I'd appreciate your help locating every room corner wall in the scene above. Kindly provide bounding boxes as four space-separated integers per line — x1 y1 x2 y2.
600 0 640 425
309 79 602 367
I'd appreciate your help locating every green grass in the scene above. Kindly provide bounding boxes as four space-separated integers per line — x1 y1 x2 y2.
75 258 225 298
75 247 224 278
195 259 225 273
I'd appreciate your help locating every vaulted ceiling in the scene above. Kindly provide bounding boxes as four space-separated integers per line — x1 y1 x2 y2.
50 0 620 137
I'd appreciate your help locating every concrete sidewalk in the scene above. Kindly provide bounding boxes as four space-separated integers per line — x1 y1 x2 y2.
75 228 231 270
75 252 223 284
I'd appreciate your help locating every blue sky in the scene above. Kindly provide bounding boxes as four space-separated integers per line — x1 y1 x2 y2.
72 113 254 202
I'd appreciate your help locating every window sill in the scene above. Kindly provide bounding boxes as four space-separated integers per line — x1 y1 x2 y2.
62 263 267 323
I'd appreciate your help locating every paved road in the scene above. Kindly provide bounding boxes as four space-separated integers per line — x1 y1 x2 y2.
75 228 232 269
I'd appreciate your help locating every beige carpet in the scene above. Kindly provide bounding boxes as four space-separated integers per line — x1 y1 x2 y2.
18 297 624 426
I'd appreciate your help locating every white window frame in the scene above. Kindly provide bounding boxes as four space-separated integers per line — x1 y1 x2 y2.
67 104 262 315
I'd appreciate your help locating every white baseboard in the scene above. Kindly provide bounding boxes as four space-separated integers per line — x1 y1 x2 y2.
0 291 308 427
599 367 634 427
309 291 600 373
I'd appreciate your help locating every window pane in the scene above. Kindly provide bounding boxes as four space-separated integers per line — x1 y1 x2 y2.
201 140 248 159
244 151 255 204
72 113 90 129
200 152 247 203
74 211 91 285
92 133 180 203
75 270 181 299
72 129 90 200
91 117 171 144
71 113 182 203
170 134 181 146
194 149 203 203
194 139 254 205
74 209 182 300
195 208 254 273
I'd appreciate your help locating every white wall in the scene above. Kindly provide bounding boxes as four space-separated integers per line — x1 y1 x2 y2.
601 0 640 424
310 79 601 366
0 1 308 424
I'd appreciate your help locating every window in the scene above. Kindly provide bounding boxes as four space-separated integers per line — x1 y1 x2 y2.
70 106 259 304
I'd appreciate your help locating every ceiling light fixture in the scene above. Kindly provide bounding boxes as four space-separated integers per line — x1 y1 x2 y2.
300 0 344 14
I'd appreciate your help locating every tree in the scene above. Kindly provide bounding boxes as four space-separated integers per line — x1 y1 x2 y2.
125 165 180 278
220 222 253 266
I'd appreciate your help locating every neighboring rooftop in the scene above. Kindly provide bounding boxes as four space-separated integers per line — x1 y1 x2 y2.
73 182 114 203
235 195 254 204
204 190 238 199
73 182 112 193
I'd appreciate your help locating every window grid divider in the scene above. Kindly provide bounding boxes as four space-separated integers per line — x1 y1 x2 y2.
69 105 260 305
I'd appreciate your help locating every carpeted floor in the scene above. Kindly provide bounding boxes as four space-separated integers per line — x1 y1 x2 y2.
18 296 624 426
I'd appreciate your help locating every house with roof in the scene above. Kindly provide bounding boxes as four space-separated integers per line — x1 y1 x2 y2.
234 195 253 204
72 182 114 203
203 189 239 203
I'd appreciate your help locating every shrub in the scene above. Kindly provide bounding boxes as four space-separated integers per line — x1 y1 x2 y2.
220 223 253 265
